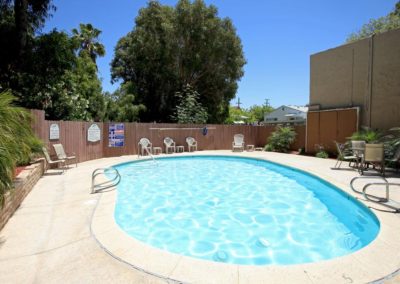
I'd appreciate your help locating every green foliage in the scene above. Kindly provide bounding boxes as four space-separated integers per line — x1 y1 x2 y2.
171 84 208 124
247 105 274 122
224 106 248 124
111 0 246 123
316 151 329 159
0 18 107 121
225 104 273 124
265 126 296 153
264 144 274 152
347 1 400 42
104 83 146 122
379 127 400 159
72 23 106 63
350 129 381 143
0 92 43 204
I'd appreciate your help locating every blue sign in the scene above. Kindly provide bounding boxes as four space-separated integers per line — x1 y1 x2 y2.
108 123 124 147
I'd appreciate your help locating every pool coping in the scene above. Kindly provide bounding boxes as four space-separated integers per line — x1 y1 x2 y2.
91 151 400 283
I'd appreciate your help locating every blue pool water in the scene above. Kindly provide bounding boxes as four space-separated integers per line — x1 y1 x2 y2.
113 156 379 265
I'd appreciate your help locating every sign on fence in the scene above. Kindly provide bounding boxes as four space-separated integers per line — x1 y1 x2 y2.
87 124 101 142
108 123 124 147
49 123 60 140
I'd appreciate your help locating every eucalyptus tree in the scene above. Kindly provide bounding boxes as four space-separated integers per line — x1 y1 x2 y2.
111 0 246 123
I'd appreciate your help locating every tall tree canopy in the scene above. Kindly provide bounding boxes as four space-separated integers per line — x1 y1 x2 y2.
346 1 400 43
72 23 105 64
111 0 246 123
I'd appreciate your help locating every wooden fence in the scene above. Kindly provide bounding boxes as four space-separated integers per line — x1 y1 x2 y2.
306 108 359 154
31 110 306 163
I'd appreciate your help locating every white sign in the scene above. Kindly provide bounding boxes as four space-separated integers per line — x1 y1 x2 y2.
49 124 60 140
87 124 101 142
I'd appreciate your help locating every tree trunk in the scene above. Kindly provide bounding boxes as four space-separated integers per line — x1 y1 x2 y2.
14 0 28 58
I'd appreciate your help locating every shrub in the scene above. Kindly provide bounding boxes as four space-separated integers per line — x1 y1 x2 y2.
380 127 400 159
350 129 381 143
0 92 43 205
265 126 296 153
264 144 274 152
316 151 329 159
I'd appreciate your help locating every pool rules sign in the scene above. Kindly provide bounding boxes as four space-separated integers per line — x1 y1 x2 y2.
49 123 60 140
87 124 101 142
108 123 124 147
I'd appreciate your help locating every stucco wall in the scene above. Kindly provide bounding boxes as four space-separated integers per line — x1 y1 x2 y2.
310 28 400 130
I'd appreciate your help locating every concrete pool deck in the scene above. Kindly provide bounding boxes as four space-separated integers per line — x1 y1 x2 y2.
1 151 399 283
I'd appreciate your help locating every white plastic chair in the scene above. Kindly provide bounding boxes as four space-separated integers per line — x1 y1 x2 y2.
186 137 197 152
164 137 176 154
232 134 244 152
138 138 152 157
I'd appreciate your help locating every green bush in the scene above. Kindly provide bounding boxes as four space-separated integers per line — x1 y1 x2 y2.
316 151 329 159
0 92 43 205
264 144 274 152
265 126 296 153
380 127 400 159
350 129 381 143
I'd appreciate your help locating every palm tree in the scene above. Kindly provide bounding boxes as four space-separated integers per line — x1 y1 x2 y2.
0 91 42 205
72 23 105 63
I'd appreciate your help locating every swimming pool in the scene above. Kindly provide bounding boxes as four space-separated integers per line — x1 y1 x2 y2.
113 155 379 265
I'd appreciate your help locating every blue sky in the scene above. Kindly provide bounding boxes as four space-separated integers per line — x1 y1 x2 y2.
43 0 397 108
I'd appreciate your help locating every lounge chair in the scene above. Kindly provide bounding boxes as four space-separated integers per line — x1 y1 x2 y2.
334 141 358 169
42 147 66 172
138 138 153 157
351 140 366 159
232 134 244 152
360 143 385 176
186 137 197 152
164 137 176 154
53 144 77 167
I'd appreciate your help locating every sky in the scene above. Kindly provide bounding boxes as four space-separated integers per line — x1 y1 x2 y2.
42 0 398 109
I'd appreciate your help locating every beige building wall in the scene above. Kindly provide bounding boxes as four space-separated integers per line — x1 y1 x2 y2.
310 28 400 130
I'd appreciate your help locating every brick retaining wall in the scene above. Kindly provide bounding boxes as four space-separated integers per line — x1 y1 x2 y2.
0 161 44 230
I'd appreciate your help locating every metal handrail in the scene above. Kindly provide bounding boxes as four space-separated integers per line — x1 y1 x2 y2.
350 176 400 212
350 176 387 195
91 168 121 194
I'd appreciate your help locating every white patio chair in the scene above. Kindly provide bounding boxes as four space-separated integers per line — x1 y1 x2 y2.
53 144 77 167
232 134 244 152
186 137 197 152
164 137 176 154
138 138 153 157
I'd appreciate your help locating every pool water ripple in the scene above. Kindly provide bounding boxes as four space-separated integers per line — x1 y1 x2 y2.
114 156 379 265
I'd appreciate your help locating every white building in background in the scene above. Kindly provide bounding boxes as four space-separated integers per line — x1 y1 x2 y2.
263 105 308 125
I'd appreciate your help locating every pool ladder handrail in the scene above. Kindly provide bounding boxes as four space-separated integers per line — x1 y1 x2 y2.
138 147 157 164
91 168 121 194
350 176 400 212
